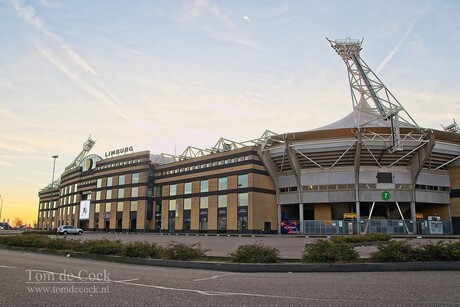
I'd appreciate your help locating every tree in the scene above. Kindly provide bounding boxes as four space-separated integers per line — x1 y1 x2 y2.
12 217 24 228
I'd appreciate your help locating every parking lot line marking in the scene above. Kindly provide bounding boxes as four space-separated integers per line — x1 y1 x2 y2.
0 265 17 268
194 273 235 282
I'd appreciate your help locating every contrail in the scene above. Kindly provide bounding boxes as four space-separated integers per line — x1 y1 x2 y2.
10 0 160 136
376 19 416 74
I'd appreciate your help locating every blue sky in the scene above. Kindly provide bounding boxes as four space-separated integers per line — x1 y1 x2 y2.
1 0 459 224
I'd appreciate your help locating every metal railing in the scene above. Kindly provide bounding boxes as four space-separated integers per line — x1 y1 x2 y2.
303 219 453 235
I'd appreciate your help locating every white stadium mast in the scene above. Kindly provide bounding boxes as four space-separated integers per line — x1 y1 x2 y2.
327 37 419 153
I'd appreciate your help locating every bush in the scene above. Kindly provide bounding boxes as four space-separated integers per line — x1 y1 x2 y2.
330 234 391 244
370 240 415 262
123 241 163 258
81 238 124 255
302 240 360 263
230 243 280 263
0 233 51 248
414 241 460 262
21 230 54 236
46 238 82 251
161 242 207 261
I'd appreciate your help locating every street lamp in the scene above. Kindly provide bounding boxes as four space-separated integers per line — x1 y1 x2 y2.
0 194 3 222
48 155 58 231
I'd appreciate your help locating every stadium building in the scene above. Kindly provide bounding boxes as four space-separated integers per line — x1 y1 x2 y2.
38 38 460 235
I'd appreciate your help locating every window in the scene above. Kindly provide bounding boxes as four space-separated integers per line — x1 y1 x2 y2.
238 174 248 188
169 199 177 211
97 178 102 188
132 173 140 184
200 180 209 193
96 191 101 201
183 198 192 210
107 177 113 187
238 193 248 206
218 178 227 191
95 203 100 213
117 202 123 212
118 188 125 198
119 175 125 185
72 206 76 214
106 189 112 199
200 197 208 209
218 195 227 208
105 203 111 213
130 201 138 211
184 182 192 194
131 187 138 198
169 184 176 196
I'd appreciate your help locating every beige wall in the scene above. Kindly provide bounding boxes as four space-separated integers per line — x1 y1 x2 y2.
419 205 450 221
252 192 277 230
314 204 332 220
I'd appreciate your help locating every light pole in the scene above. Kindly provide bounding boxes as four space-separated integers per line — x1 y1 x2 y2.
48 155 58 231
0 194 3 222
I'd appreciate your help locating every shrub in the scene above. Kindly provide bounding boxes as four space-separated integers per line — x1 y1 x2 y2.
161 242 207 261
46 238 82 251
330 234 391 244
123 241 163 258
21 230 53 236
230 243 280 263
370 240 415 262
302 240 359 263
2 233 51 248
443 241 460 261
81 238 124 255
414 241 460 262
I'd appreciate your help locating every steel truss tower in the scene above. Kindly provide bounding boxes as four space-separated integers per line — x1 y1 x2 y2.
327 37 419 153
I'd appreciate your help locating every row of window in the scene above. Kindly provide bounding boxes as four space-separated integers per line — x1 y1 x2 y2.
94 202 138 213
95 159 143 171
155 156 250 177
95 187 139 200
60 159 142 184
166 174 249 197
96 173 140 188
168 193 249 211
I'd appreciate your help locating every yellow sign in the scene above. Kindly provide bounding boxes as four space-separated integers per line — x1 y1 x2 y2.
416 213 424 219
343 213 357 219
324 220 333 225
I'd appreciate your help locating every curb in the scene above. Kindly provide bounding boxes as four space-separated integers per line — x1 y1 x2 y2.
2 246 460 272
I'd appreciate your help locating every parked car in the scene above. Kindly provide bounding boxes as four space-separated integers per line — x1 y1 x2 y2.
57 225 84 235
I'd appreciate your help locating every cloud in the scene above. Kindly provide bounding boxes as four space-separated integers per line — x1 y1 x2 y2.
190 0 233 27
0 174 43 186
10 0 163 137
186 0 260 50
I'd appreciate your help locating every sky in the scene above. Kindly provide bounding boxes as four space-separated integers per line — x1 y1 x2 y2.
1 0 459 226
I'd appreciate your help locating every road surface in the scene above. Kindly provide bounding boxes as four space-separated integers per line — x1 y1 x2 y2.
1 249 459 306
